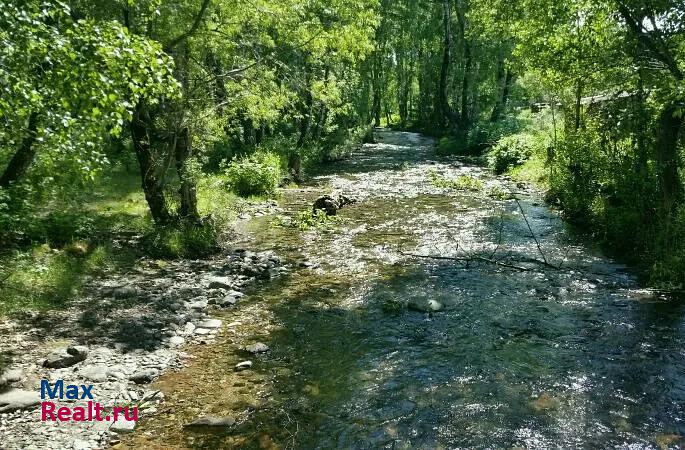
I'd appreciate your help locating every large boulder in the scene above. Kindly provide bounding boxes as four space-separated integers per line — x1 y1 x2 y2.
312 193 357 216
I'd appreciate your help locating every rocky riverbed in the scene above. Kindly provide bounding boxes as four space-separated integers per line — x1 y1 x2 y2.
0 200 293 449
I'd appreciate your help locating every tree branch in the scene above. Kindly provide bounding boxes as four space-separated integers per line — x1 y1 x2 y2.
166 0 212 51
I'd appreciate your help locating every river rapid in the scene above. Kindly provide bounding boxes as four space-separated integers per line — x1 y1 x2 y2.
123 130 685 449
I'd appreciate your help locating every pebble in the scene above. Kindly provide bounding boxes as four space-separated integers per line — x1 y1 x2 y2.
235 361 253 371
129 369 159 384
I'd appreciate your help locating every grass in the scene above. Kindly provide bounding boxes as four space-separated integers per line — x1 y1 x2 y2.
429 171 484 191
0 169 250 318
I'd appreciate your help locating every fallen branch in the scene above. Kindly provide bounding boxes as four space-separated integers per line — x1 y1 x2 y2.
398 250 533 271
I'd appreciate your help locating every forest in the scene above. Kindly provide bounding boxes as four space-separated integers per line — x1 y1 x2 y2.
1 0 685 449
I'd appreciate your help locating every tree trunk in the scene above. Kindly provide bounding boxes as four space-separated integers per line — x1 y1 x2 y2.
457 2 470 127
574 79 583 131
655 103 684 213
490 53 506 122
174 127 200 221
439 0 458 129
372 55 382 127
0 113 39 188
131 102 172 224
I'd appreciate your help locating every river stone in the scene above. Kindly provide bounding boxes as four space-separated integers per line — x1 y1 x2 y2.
408 299 443 313
217 296 238 307
245 342 269 354
79 364 108 383
43 346 88 368
206 276 233 290
111 285 137 299
1 368 23 383
197 319 221 329
0 389 40 413
184 416 236 430
169 336 185 346
189 300 208 310
235 361 253 371
111 417 136 433
194 328 211 336
129 369 158 384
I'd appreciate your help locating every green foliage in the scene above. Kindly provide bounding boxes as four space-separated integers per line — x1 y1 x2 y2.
223 152 283 198
292 209 340 231
430 172 484 191
487 135 534 174
0 0 178 180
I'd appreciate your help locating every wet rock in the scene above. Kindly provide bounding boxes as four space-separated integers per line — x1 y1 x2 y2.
312 193 357 216
235 361 253 371
129 369 158 384
407 299 443 313
245 342 269 354
184 416 236 430
43 346 88 368
530 392 560 412
0 389 40 413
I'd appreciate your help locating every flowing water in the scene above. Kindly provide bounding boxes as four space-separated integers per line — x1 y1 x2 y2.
125 130 685 449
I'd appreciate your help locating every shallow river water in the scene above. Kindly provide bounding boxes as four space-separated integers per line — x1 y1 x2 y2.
124 131 685 449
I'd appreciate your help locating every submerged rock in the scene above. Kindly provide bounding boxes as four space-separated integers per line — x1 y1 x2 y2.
408 299 443 313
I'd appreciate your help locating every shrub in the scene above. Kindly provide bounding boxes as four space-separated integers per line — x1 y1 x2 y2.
223 152 282 197
429 171 483 191
487 135 534 174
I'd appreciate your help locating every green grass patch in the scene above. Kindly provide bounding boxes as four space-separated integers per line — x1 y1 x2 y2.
430 171 484 191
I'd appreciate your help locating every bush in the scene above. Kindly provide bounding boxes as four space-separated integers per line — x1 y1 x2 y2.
223 151 282 197
487 135 534 174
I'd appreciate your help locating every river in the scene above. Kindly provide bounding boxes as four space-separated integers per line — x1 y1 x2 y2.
123 130 685 449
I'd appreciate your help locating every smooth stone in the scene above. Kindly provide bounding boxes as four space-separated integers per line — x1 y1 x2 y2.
217 296 238 307
194 328 211 336
184 322 196 335
2 368 23 383
226 290 245 299
189 300 208 310
0 389 40 413
129 369 158 384
169 336 185 346
184 416 236 430
235 361 253 371
245 342 269 354
197 319 221 329
111 417 136 433
206 276 233 289
79 364 108 383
